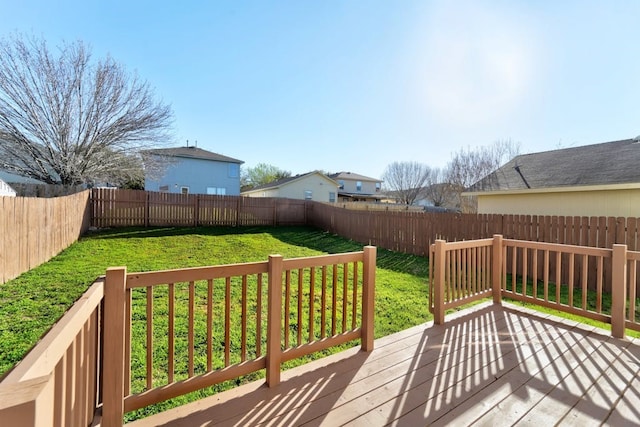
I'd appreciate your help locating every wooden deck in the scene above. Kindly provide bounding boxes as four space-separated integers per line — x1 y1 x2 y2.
127 302 640 426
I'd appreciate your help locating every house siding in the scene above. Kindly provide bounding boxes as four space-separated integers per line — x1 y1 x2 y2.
477 188 640 217
243 173 338 202
145 156 241 195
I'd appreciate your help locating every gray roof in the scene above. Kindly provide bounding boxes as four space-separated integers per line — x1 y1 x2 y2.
145 146 243 164
467 138 640 193
328 171 380 182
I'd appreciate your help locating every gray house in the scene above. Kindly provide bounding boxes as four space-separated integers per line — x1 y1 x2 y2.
144 146 244 195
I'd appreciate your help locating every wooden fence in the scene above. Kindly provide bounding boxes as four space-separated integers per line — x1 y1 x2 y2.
0 190 91 284
91 188 307 228
429 236 640 339
307 202 640 256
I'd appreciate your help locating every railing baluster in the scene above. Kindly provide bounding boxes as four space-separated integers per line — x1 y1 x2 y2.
321 266 327 339
241 275 247 362
297 269 303 345
629 260 637 322
256 273 263 357
309 267 315 341
568 253 575 307
532 249 538 298
224 277 231 367
125 288 131 395
189 281 195 377
597 256 603 312
284 270 291 348
146 286 153 390
544 250 549 301
581 255 588 310
207 279 213 371
168 283 174 383
342 263 348 333
332 264 338 336
555 251 562 304
352 262 358 330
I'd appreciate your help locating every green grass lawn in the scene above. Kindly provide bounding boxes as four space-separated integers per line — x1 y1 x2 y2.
0 225 432 419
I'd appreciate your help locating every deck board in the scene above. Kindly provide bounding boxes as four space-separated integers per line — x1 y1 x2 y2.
127 302 640 427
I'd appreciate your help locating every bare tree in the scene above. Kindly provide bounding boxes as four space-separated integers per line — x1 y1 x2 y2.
382 161 431 205
423 167 457 209
447 139 520 212
0 34 173 186
241 163 291 190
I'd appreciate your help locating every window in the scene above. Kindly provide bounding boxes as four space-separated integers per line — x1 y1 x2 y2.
159 185 169 192
180 186 189 195
338 180 344 190
228 163 239 178
356 181 362 192
375 182 381 192
329 192 336 202
304 190 313 200
207 187 226 195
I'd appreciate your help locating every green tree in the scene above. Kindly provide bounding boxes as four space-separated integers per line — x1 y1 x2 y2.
241 163 291 191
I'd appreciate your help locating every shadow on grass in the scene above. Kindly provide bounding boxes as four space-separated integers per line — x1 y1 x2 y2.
85 225 430 277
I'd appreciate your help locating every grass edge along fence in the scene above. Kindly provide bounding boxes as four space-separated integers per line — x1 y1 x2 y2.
0 247 376 427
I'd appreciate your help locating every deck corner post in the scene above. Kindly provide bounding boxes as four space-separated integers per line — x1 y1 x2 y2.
362 246 377 352
433 240 446 325
492 234 504 305
611 244 628 339
103 267 127 427
267 254 283 387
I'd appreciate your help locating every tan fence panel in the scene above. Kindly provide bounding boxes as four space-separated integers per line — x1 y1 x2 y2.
0 191 91 285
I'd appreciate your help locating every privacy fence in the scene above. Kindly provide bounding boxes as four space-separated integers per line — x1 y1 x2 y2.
2 188 640 285
0 190 91 284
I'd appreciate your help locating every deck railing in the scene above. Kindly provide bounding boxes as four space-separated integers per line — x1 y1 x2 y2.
0 279 104 427
430 235 640 338
102 247 376 426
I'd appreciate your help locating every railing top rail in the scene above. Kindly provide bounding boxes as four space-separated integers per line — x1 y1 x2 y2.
435 238 494 250
2 279 104 383
503 238 612 257
126 261 269 288
627 249 640 261
282 251 364 270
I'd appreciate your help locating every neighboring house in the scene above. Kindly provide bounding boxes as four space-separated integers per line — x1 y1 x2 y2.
0 177 16 196
327 172 382 202
143 146 244 195
241 171 339 202
464 138 640 217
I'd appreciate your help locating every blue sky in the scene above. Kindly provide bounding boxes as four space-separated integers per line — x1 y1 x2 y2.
3 1 640 180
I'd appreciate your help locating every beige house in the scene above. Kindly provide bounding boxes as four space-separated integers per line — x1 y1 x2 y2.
241 171 339 203
464 138 640 217
327 172 382 202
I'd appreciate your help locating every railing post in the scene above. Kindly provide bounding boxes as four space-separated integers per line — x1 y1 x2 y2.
266 255 283 387
433 240 446 325
492 234 503 305
103 267 127 427
361 246 377 351
611 244 627 339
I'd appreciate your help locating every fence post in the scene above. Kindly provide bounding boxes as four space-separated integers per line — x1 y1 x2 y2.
266 255 283 387
102 267 127 427
361 246 377 351
433 240 446 325
144 192 150 227
194 195 199 227
492 234 503 305
611 244 627 339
